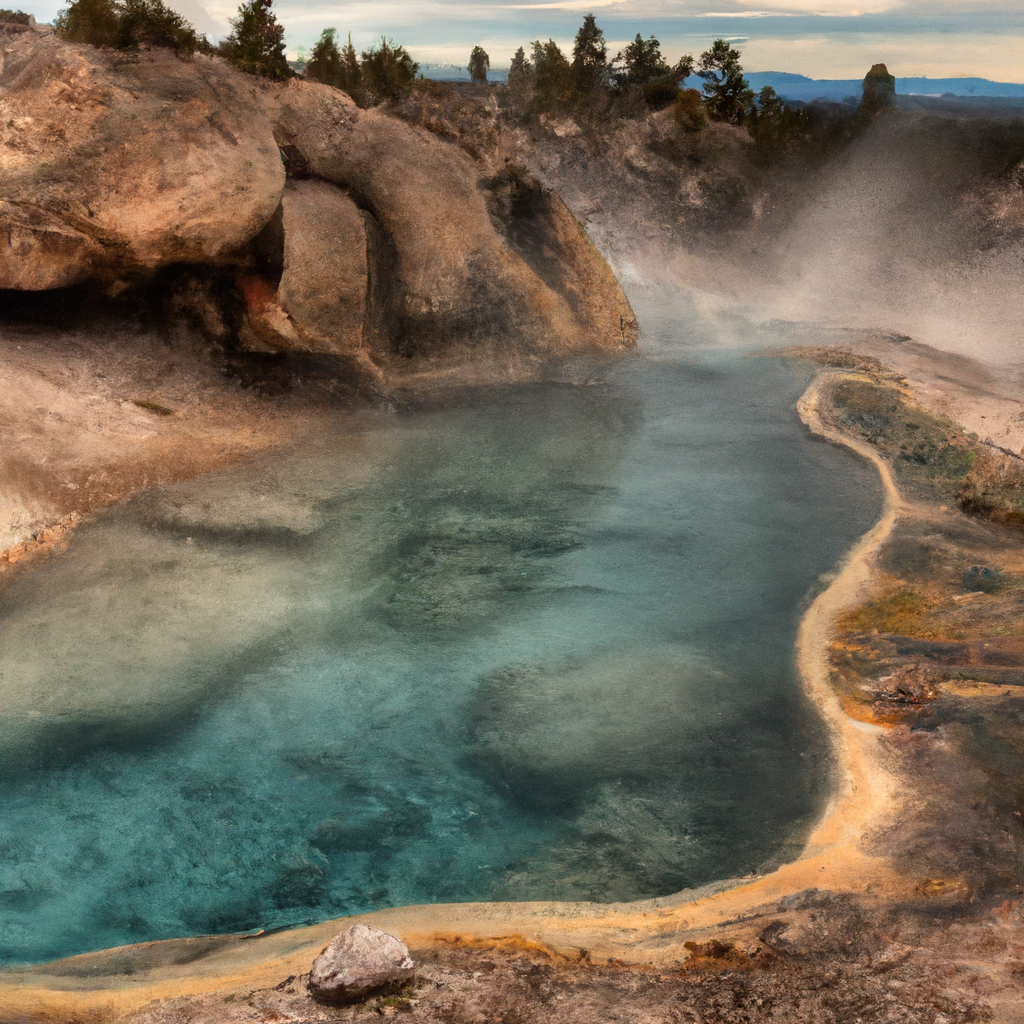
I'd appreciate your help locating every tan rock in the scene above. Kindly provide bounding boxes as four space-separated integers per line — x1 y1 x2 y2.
269 82 637 361
309 924 414 1005
277 179 368 355
1 29 636 370
0 30 284 287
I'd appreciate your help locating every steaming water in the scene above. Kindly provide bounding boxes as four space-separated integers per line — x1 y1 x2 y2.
0 349 882 964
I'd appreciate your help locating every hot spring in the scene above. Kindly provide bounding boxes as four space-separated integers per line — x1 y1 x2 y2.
0 345 882 964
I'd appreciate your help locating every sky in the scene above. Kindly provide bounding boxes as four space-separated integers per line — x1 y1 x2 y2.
20 0 1024 82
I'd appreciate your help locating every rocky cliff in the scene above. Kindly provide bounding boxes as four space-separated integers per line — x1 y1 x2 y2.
0 26 638 386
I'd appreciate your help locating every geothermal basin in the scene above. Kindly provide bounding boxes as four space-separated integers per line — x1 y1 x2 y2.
0 344 883 965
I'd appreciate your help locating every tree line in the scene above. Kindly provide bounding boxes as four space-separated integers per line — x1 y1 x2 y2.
52 0 888 152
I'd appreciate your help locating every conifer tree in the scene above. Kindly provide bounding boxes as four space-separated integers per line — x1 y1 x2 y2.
468 44 489 84
360 36 417 104
530 38 574 109
508 46 531 90
221 0 290 79
697 38 752 124
305 26 341 85
571 13 606 94
338 32 363 101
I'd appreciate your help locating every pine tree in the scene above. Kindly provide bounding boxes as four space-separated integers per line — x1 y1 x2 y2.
468 45 489 84
360 37 417 104
697 39 753 124
305 27 341 85
506 45 532 112
616 34 668 87
508 46 531 90
338 32 363 102
221 0 290 80
571 13 606 94
530 38 574 110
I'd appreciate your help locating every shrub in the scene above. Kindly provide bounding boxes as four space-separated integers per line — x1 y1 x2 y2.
55 0 202 53
0 8 32 24
118 0 201 54
359 37 417 104
671 88 706 132
55 0 121 48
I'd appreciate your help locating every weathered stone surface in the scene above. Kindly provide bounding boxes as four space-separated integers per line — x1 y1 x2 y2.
0 30 284 287
1 28 636 371
308 924 415 1005
268 82 637 361
277 179 368 355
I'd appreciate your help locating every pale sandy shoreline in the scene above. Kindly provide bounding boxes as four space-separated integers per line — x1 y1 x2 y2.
0 357 931 1020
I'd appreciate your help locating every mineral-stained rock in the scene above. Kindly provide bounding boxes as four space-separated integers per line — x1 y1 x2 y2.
861 62 896 114
268 81 637 361
308 924 415 1005
0 30 284 287
277 179 368 355
1 27 637 371
963 564 1001 592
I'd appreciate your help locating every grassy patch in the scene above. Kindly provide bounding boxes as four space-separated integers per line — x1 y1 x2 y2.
830 378 1024 531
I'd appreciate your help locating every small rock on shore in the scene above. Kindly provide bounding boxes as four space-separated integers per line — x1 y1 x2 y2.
308 924 415 1005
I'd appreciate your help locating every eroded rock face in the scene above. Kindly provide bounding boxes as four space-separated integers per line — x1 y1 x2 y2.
0 31 284 287
308 924 415 1005
277 179 368 355
268 82 638 361
1 27 637 376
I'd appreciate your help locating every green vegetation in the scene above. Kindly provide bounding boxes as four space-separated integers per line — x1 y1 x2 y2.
571 13 606 96
302 29 416 105
614 33 693 110
832 377 1024 529
219 0 289 79
304 28 362 100
360 37 418 103
696 39 752 124
531 38 575 110
468 44 489 84
304 27 340 84
55 0 204 54
747 86 809 153
0 8 31 24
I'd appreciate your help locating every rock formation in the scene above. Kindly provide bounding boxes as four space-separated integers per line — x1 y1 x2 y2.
308 924 415 1004
0 26 638 383
861 62 896 114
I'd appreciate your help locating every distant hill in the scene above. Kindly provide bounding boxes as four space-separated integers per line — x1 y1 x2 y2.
422 66 1023 102
697 72 1024 104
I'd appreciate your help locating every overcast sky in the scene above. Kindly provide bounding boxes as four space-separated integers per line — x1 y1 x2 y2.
21 0 1024 81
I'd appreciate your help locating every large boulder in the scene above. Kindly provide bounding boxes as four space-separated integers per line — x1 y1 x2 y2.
0 30 284 287
276 179 368 355
308 924 415 1005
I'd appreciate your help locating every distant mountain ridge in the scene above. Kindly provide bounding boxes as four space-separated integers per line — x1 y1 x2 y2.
726 72 1024 103
421 65 1023 101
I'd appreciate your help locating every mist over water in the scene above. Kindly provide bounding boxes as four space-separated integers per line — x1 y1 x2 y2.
0 347 882 965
